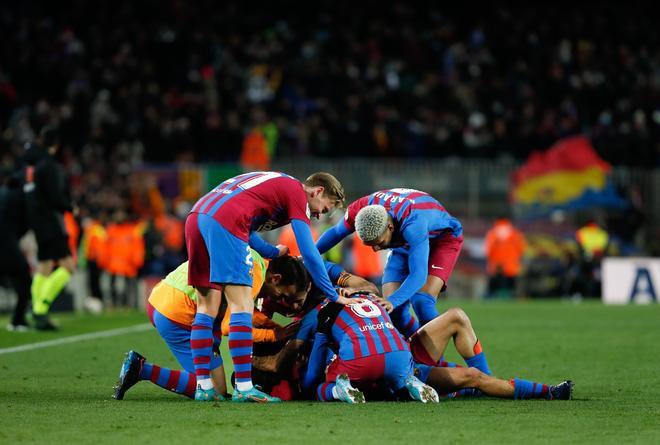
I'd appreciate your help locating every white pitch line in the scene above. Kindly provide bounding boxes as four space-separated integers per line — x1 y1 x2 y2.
0 323 152 355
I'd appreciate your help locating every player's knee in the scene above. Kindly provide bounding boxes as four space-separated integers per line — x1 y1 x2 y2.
446 307 469 327
463 367 485 386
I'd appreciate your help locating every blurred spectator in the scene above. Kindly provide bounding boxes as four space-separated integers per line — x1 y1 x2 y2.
350 234 383 285
80 209 108 313
484 218 527 298
278 224 318 257
103 208 145 308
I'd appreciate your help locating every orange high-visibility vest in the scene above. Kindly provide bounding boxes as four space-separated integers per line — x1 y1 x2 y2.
63 211 79 262
352 234 383 278
484 219 526 277
278 224 318 257
105 222 145 277
240 129 270 171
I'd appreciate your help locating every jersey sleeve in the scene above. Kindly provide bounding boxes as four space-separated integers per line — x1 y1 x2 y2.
316 220 352 254
387 240 430 308
343 197 368 232
249 232 280 259
401 217 430 248
295 306 320 341
292 219 340 302
301 332 330 392
323 260 345 284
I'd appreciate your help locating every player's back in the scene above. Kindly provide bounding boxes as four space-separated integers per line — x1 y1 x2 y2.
190 171 309 239
345 188 462 240
327 296 408 361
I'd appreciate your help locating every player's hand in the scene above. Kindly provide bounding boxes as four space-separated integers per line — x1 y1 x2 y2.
335 295 365 306
274 320 301 341
372 296 393 313
276 244 290 257
338 287 358 297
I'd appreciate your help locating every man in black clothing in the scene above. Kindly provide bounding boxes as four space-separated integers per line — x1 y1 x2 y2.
0 175 32 331
22 126 76 330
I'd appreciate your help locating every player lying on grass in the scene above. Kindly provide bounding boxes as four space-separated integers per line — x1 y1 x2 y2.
113 254 374 401
301 294 439 403
254 289 571 402
409 307 573 400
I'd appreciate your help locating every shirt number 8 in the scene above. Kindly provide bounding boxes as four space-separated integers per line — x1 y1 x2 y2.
350 300 381 319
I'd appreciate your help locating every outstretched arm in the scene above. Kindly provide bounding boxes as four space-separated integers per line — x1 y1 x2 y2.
387 240 430 308
249 232 280 259
292 219 342 302
301 332 331 392
316 219 352 254
322 259 379 295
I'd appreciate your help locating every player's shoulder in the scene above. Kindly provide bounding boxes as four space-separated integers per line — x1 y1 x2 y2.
273 174 305 194
347 195 371 211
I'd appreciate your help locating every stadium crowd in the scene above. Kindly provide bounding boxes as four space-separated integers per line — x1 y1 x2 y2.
1 1 659 169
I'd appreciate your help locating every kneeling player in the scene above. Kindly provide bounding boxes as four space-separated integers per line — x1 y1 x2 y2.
302 294 439 403
113 252 308 401
411 307 573 400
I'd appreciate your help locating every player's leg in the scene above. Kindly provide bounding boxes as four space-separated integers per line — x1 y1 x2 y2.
389 303 419 338
114 305 213 400
31 256 54 327
40 250 75 310
33 235 75 329
316 356 371 403
383 350 438 403
411 276 443 326
6 251 31 329
185 212 229 399
412 307 491 375
223 283 276 401
154 306 226 398
382 250 421 337
190 286 223 399
412 234 464 326
418 366 572 400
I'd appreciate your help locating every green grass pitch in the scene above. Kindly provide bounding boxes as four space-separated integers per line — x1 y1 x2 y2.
1 301 659 444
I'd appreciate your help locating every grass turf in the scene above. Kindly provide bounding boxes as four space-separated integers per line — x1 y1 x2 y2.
1 301 659 444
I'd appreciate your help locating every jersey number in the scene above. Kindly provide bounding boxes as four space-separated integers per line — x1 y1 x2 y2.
350 300 381 319
238 172 282 190
244 246 253 267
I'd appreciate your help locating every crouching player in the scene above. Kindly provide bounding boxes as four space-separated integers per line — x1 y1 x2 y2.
316 189 464 331
302 293 439 403
411 307 573 400
113 252 308 401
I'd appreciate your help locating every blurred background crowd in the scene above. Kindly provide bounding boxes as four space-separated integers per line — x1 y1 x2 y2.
1 1 659 314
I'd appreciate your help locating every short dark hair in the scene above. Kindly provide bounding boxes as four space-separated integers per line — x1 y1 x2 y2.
267 255 310 293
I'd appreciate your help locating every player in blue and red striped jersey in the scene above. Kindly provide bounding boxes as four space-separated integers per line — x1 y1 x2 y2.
185 171 353 402
301 293 439 403
411 307 573 401
316 188 463 335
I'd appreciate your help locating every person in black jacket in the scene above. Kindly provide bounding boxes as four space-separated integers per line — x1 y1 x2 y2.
0 174 32 331
22 126 76 330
